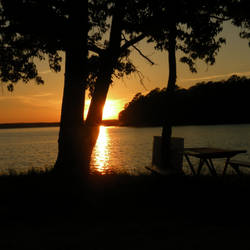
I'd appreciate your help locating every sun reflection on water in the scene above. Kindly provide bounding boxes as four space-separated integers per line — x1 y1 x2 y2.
91 126 110 174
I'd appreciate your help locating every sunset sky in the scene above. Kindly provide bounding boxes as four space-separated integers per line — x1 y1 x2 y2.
0 21 250 123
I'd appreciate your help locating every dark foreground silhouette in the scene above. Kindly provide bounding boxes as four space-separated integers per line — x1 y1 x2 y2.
1 170 250 249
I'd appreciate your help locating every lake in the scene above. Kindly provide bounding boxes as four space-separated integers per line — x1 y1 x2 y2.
0 124 250 175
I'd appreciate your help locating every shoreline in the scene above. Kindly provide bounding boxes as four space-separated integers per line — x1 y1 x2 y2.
0 119 120 129
1 120 250 130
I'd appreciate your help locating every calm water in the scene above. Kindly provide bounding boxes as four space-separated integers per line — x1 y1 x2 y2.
0 124 250 175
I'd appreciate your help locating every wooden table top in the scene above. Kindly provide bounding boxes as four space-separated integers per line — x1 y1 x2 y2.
184 147 247 159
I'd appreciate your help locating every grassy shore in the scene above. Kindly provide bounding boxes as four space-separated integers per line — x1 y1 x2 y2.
1 170 250 249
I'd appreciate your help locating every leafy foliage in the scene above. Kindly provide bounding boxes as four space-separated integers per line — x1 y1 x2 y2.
1 0 249 93
0 0 68 90
0 0 150 93
143 0 227 73
229 0 250 46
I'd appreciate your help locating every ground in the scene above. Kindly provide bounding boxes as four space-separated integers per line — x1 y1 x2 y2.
0 172 250 249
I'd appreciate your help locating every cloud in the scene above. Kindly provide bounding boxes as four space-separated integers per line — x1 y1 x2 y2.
0 92 61 108
0 92 52 100
180 71 250 83
40 70 52 74
31 93 53 97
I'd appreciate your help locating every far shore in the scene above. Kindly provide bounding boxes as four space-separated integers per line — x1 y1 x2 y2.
1 120 250 130
0 119 121 129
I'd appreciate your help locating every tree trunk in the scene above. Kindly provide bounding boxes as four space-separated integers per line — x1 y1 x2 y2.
86 69 112 125
54 2 95 178
54 48 97 177
86 9 122 125
161 24 177 169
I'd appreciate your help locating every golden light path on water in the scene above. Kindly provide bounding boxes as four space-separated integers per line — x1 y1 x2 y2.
91 126 110 174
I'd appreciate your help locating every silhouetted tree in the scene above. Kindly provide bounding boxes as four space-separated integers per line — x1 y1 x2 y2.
0 0 152 177
142 0 231 169
85 0 147 126
56 0 151 175
1 0 93 177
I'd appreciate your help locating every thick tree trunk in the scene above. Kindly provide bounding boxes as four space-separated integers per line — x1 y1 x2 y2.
54 2 96 178
161 24 177 169
54 48 97 177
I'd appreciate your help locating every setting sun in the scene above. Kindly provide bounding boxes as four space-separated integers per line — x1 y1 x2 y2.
102 100 119 120
84 99 123 120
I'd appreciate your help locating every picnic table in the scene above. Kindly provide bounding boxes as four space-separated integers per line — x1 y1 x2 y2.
184 147 247 176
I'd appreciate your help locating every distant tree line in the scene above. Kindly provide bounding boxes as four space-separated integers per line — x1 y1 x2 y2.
119 75 250 126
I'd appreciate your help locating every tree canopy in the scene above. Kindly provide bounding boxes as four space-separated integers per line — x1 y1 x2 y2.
141 0 228 73
1 0 241 91
228 0 250 46
0 0 68 90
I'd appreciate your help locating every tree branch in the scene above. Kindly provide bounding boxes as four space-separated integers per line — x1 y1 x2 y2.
132 44 155 65
121 33 146 51
122 33 155 65
210 15 231 21
88 42 104 55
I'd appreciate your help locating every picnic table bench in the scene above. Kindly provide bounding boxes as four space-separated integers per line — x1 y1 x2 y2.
224 159 250 176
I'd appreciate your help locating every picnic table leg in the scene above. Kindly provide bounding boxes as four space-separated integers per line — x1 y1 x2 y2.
222 158 230 176
197 159 205 176
231 164 242 176
184 154 196 175
208 158 217 176
204 158 217 176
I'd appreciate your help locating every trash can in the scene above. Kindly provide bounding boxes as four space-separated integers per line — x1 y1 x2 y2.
152 136 184 174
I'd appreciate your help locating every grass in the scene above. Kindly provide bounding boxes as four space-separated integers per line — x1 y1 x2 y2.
1 170 250 249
